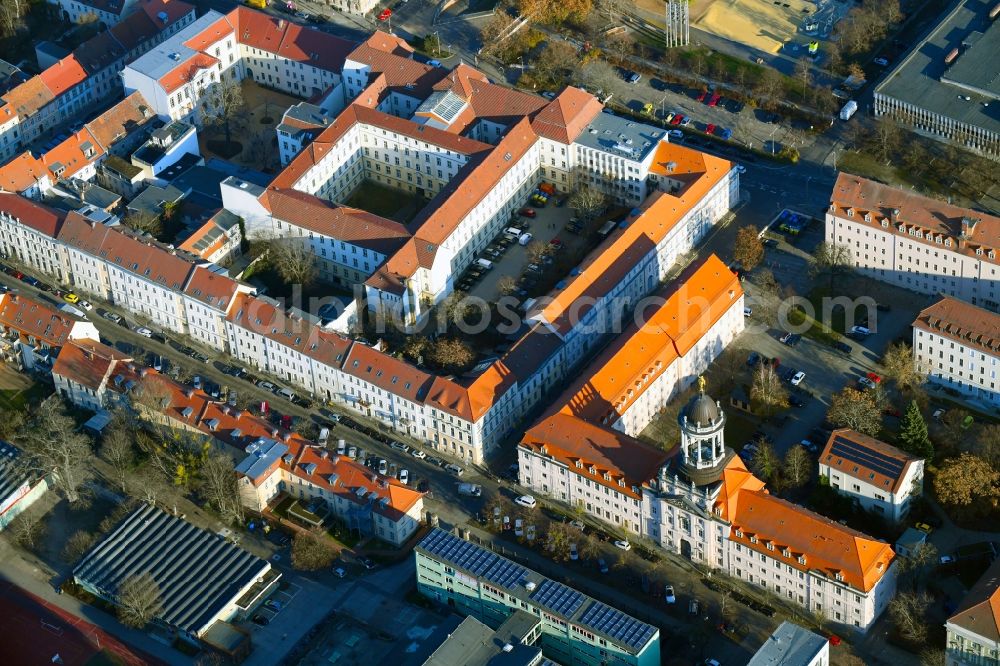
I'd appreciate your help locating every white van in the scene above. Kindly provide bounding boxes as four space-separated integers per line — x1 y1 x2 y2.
276 387 295 401
475 258 493 270
519 232 533 246
336 439 347 455
318 427 330 446
505 227 523 237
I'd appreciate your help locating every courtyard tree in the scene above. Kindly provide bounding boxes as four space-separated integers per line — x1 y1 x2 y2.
7 503 46 550
0 0 28 38
116 572 164 629
122 209 163 238
291 529 337 571
783 444 812 489
811 242 853 292
526 240 550 265
753 68 783 110
827 387 881 436
0 407 25 440
897 401 933 459
568 183 608 222
206 76 247 150
750 363 788 416
975 425 1000 467
269 239 317 287
199 452 245 526
19 397 94 503
428 338 475 373
933 452 1000 519
401 335 432 364
578 60 619 99
63 530 98 563
733 225 764 271
544 523 573 561
751 440 782 484
888 591 931 644
530 41 578 88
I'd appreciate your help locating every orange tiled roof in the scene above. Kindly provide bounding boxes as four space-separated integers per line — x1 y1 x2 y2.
913 295 1000 355
728 487 894 593
530 86 603 143
555 254 740 425
949 558 1000 642
538 150 731 334
830 172 1000 266
183 266 241 311
38 56 88 96
2 75 55 118
0 193 65 236
229 7 355 73
181 14 233 51
160 53 219 93
820 428 920 494
521 413 672 500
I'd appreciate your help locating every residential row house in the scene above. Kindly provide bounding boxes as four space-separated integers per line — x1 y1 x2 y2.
49 0 139 26
0 292 100 372
946 557 1000 666
912 295 1000 408
0 0 195 162
826 173 1000 312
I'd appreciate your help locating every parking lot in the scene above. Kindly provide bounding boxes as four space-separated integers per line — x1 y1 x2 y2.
459 190 615 305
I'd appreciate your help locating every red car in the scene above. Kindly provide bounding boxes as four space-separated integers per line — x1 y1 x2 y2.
549 238 563 249
866 372 882 384
696 91 708 103
706 123 716 134
708 93 721 107
518 207 536 218
670 114 684 125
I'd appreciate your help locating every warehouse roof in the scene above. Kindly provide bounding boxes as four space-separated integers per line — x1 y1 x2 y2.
73 504 272 636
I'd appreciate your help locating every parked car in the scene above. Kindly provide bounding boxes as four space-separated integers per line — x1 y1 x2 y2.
102 311 123 324
251 614 269 626
790 371 806 386
410 449 427 459
569 543 579 561
613 539 631 551
514 495 537 509
333 567 346 578
398 469 409 485
445 463 464 476
518 207 536 218
664 585 676 604
874 57 889 66
598 558 609 573
135 327 154 338
359 556 376 570
624 70 641 83
833 340 852 353
377 459 388 475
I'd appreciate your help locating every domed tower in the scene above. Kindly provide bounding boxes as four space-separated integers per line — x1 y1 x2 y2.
678 377 729 485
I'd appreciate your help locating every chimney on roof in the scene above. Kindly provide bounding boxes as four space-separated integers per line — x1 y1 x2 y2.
891 208 900 223
184 388 194 398
278 19 285 30
961 216 979 239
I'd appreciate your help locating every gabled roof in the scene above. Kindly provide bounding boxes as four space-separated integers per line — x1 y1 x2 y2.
1 75 55 118
52 339 129 391
520 413 671 500
341 342 434 405
160 52 219 94
181 14 233 51
263 188 411 255
38 56 88 96
0 193 65 236
727 484 894 593
182 266 242 311
949 558 1000 642
913 295 1000 355
830 172 1000 265
228 6 355 72
555 254 740 425
530 86 603 143
820 428 921 494
0 293 79 347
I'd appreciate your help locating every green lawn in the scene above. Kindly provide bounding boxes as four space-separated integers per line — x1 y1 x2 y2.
344 181 425 224
0 381 52 412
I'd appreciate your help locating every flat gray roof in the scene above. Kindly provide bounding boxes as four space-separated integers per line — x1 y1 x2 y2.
416 529 658 655
422 615 543 666
747 621 828 666
73 504 272 636
126 12 225 81
574 112 665 163
875 0 1000 136
235 438 288 482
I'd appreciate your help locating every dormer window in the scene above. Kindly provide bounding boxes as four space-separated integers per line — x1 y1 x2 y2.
714 506 722 516
863 213 871 222
881 219 889 228
617 479 625 487
989 250 996 260
834 572 844 582
976 248 983 256
575 460 583 469
766 542 775 551
781 548 790 557
945 238 952 247
749 536 758 544
846 208 854 217
798 555 807 565
735 529 743 538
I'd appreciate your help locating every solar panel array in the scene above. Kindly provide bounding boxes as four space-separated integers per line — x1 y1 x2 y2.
530 579 585 617
419 530 526 589
830 434 905 480
579 600 657 651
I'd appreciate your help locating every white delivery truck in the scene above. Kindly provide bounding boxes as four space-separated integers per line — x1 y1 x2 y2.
475 258 493 270
457 483 482 497
839 100 858 121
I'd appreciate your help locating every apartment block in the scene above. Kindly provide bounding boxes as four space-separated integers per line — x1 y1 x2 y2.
946 558 1000 665
826 173 1000 312
912 295 1000 407
415 528 660 666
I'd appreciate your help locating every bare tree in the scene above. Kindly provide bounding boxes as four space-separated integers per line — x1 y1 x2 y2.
753 69 783 110
827 387 881 436
811 242 853 292
100 422 136 494
0 0 28 38
888 591 930 643
783 445 811 488
206 76 247 148
733 225 764 271
578 60 619 96
269 240 318 287
63 530 98 563
20 398 94 503
7 503 47 550
568 183 608 222
526 240 550 264
497 275 518 297
291 529 337 571
793 59 812 99
750 364 788 416
544 522 572 561
199 453 245 526
751 440 782 483
605 33 635 62
871 116 902 161
116 572 164 629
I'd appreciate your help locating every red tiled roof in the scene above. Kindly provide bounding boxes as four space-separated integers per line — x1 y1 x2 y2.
913 295 1000 355
52 339 129 391
0 193 65 236
2 76 55 118
229 6 355 72
949 558 1000 642
0 293 79 347
530 86 603 143
263 188 411 255
183 266 241 311
341 342 434 405
181 14 233 51
38 56 88 97
85 91 154 149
